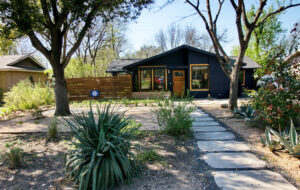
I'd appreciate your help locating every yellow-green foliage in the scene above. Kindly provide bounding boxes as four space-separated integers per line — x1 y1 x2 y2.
137 150 162 163
4 79 54 111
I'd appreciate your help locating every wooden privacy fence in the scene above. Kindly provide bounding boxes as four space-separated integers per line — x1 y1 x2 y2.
66 75 132 100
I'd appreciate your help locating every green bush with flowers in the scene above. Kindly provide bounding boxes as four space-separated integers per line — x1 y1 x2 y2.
249 47 300 130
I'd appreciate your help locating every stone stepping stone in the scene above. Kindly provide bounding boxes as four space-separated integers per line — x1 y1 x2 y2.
197 140 250 152
203 152 266 169
194 131 235 140
191 113 209 118
193 121 220 126
193 126 226 132
193 117 214 121
213 170 297 190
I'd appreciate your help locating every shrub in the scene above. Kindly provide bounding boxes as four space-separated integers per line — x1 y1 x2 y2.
65 105 139 190
152 98 195 137
5 147 22 168
250 47 300 130
4 79 54 112
137 150 161 163
48 117 58 139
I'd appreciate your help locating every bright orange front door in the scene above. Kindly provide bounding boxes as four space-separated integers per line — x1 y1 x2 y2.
173 70 185 97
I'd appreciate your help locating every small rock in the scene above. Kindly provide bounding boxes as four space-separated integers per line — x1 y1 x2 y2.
220 104 228 108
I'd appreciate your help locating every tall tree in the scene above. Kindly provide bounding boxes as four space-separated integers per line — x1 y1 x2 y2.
185 0 300 110
124 44 162 58
231 6 285 63
0 0 152 115
155 24 226 52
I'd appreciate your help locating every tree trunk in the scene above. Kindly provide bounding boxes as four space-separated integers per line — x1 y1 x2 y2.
229 47 247 110
53 65 71 116
228 63 240 110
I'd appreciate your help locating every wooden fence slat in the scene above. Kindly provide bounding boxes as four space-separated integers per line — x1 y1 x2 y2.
66 75 132 100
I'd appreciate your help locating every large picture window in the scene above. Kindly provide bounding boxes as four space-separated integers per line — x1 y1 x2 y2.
140 69 152 90
153 69 165 90
190 64 209 90
139 67 166 91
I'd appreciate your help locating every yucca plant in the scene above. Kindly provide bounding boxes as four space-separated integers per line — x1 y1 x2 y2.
266 119 300 157
5 147 22 168
65 104 139 190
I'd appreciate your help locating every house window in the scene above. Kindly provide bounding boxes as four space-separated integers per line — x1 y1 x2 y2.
153 69 165 90
239 70 245 86
139 67 167 91
190 64 209 90
140 69 152 90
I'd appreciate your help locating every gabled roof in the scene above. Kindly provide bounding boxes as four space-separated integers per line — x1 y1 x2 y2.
123 45 217 69
0 54 46 72
230 56 261 69
106 45 261 73
106 59 142 73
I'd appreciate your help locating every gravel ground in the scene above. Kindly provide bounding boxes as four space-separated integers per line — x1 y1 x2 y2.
0 131 219 190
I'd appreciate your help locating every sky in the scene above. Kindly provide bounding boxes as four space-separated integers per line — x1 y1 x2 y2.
125 0 300 54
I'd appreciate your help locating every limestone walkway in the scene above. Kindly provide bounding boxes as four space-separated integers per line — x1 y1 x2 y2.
192 108 297 190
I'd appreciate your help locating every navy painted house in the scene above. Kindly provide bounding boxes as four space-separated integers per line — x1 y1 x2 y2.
106 45 261 98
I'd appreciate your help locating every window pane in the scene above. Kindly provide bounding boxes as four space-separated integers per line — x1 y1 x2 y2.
154 69 165 90
239 70 244 85
140 69 152 90
191 66 208 89
174 71 184 76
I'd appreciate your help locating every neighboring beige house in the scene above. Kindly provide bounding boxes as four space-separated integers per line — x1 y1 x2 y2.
0 54 47 91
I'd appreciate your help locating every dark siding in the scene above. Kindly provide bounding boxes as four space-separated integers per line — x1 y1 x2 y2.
137 49 188 68
128 49 189 93
13 58 44 70
188 50 230 98
244 69 256 89
128 47 256 98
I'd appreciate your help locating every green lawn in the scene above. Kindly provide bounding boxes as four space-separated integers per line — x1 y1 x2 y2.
70 98 161 107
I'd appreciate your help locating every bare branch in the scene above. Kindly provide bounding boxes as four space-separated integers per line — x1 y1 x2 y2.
27 31 51 61
256 3 300 27
214 0 224 26
62 9 96 68
250 0 267 27
284 50 300 64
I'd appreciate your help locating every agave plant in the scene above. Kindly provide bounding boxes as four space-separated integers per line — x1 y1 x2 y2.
266 119 300 157
65 104 139 190
261 129 280 152
234 105 256 121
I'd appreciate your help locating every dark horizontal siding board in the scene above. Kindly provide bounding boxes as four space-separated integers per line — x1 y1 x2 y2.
208 56 230 98
134 49 188 68
244 69 256 89
187 50 230 98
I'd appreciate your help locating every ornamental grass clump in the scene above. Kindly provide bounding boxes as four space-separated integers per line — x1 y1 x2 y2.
152 97 195 137
5 147 23 168
65 104 139 190
48 117 58 139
